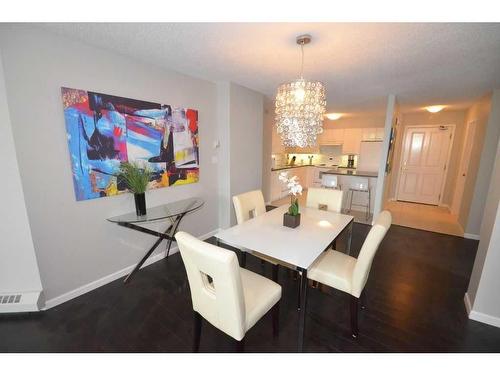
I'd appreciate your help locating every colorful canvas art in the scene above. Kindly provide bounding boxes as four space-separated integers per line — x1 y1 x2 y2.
61 87 199 201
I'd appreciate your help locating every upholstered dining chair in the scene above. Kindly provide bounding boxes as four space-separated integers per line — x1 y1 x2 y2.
306 187 344 213
233 190 293 282
175 231 282 352
307 210 392 338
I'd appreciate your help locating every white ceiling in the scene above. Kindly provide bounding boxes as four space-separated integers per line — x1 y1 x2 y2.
40 23 500 115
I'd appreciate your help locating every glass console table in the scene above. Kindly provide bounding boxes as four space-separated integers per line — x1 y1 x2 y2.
108 197 204 283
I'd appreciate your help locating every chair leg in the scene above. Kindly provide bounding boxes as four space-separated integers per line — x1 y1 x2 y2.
272 264 279 283
360 291 366 310
272 301 280 338
350 296 359 338
235 338 245 353
192 311 202 352
297 273 302 310
349 189 354 213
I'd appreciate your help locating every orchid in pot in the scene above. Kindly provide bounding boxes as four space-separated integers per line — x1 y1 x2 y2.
279 171 303 228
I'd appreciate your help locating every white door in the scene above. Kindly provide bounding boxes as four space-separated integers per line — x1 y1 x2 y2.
397 126 452 205
451 121 476 214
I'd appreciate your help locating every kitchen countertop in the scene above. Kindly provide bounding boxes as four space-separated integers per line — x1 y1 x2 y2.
321 169 378 178
272 164 378 178
271 164 337 171
271 164 378 177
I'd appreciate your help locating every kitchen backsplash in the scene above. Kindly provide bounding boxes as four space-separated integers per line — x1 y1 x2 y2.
272 152 357 168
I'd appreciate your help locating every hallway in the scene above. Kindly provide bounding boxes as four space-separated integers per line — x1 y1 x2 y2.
384 200 464 237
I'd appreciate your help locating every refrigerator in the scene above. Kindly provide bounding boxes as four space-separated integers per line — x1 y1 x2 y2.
357 141 383 172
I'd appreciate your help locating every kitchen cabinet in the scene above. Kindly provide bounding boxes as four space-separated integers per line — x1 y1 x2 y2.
362 127 385 141
272 128 285 154
342 128 363 155
319 128 344 145
270 171 282 202
376 128 385 140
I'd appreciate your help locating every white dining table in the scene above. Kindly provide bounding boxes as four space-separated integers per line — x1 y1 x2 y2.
215 204 354 352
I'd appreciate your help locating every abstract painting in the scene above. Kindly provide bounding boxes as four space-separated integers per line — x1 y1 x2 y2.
61 87 199 201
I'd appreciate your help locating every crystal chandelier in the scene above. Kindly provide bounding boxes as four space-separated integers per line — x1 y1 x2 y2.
275 34 326 148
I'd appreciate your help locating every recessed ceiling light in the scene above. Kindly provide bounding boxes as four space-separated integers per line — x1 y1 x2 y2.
425 105 445 113
325 113 342 120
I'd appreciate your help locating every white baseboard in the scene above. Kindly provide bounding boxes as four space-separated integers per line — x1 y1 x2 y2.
464 292 500 328
43 228 220 310
0 291 44 313
464 232 480 240
464 292 472 315
469 310 500 328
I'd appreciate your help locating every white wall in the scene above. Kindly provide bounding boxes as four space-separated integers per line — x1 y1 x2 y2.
388 109 467 205
466 134 500 327
0 25 220 303
458 94 491 230
465 90 500 235
0 50 43 299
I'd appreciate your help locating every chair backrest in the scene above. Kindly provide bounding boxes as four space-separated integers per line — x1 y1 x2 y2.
306 187 344 213
175 231 246 341
351 210 392 297
233 190 267 224
349 177 369 191
321 174 338 188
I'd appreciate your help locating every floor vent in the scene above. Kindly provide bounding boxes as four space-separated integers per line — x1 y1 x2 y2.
0 294 22 304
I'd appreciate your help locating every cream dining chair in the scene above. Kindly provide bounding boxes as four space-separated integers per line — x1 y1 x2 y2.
175 231 282 352
306 187 344 213
307 210 392 338
233 190 293 282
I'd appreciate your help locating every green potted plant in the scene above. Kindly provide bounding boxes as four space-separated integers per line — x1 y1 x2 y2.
278 171 303 228
119 162 151 216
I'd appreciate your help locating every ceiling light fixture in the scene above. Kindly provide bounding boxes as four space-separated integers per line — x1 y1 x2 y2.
325 113 342 120
275 34 327 148
425 105 445 113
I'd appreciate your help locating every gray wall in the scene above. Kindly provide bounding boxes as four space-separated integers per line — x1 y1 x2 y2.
0 25 220 302
261 97 273 203
467 134 500 322
466 91 500 310
228 82 264 226
0 50 43 295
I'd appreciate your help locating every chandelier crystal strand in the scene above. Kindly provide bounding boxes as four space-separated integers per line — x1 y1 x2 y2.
275 35 326 148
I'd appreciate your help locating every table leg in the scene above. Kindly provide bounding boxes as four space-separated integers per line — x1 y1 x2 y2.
165 212 186 258
123 223 173 284
240 251 247 268
297 267 308 352
346 219 353 255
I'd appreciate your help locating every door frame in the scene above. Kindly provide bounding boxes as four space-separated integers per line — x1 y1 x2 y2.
394 124 456 206
451 120 476 215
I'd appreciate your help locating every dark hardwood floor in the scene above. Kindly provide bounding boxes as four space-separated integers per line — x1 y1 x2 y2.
1 223 500 352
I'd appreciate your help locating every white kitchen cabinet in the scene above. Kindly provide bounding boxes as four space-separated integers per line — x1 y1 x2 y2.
319 128 344 145
362 127 385 141
270 171 282 202
272 127 284 154
342 128 362 154
376 127 385 140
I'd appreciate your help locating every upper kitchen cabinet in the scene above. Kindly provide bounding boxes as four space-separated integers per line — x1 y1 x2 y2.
272 127 285 154
362 127 384 141
342 128 363 154
319 128 344 145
